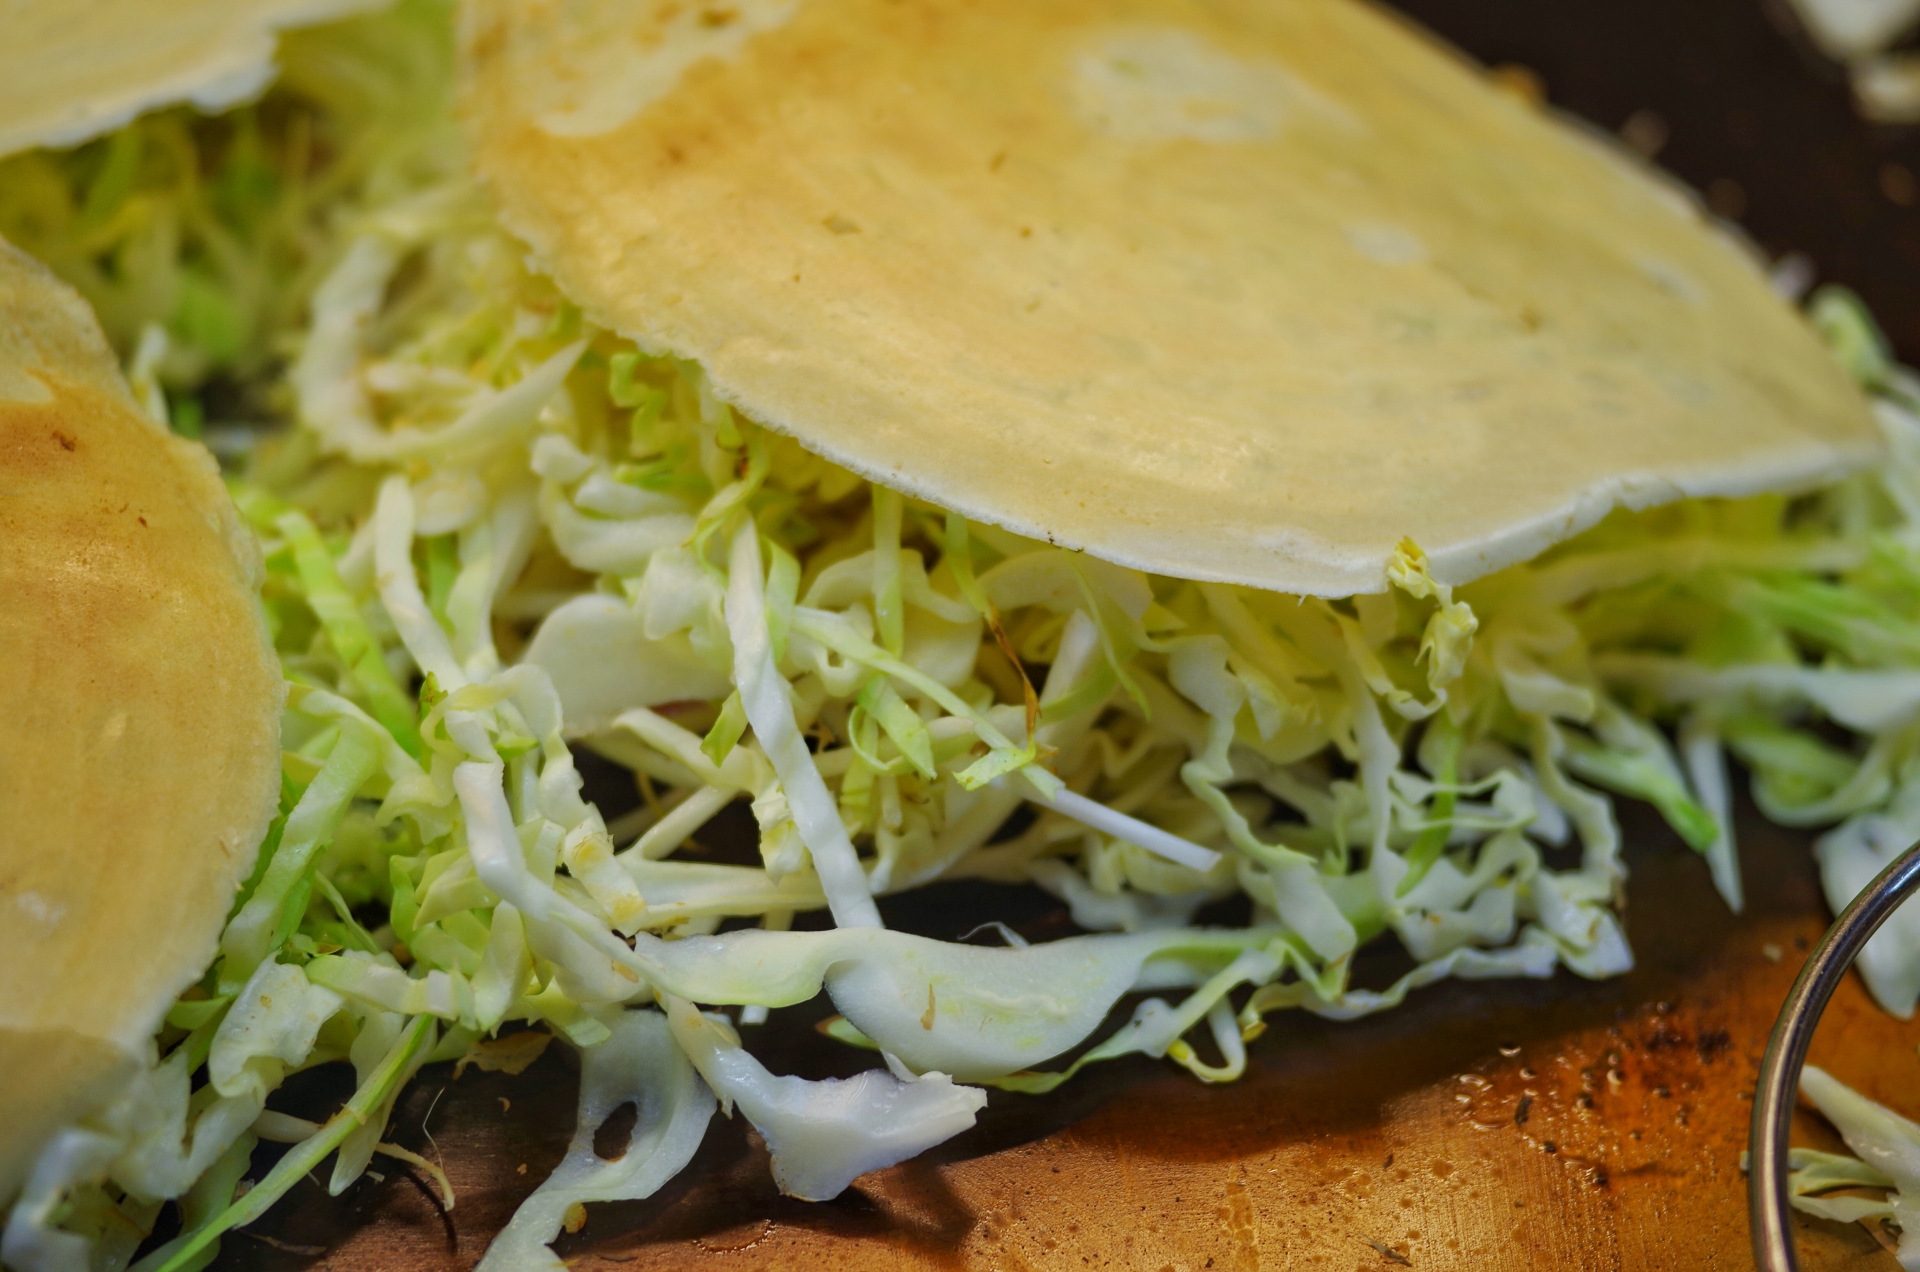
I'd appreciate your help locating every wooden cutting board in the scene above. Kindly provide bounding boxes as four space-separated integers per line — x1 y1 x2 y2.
216 0 1920 1268
223 801 1913 1272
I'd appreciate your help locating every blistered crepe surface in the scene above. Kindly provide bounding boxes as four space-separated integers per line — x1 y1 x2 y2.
0 239 283 1200
0 0 383 158
466 0 1881 595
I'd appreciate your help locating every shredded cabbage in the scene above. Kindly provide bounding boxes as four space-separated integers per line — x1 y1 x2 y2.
0 0 463 443
12 4 1920 1269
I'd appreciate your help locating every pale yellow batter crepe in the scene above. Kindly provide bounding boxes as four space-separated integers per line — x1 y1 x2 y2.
0 239 283 1202
464 0 1880 595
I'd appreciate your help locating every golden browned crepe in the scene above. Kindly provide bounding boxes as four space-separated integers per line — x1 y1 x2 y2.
464 0 1880 596
0 238 283 1202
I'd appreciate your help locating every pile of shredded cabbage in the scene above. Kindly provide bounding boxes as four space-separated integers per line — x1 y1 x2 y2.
11 3 1920 1270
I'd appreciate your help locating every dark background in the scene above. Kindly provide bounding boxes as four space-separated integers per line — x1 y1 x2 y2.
1402 0 1920 360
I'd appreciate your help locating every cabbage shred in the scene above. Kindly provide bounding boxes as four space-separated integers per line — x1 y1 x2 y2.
8 3 1920 1269
1765 1067 1920 1268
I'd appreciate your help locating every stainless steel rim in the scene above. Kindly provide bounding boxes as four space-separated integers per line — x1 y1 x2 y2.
1749 837 1920 1272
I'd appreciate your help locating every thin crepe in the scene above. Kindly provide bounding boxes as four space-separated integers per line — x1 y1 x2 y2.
0 238 283 1202
464 0 1882 596
0 0 382 158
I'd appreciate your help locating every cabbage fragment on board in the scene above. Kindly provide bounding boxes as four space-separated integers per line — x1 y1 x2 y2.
475 1010 713 1272
12 2 1920 1270
1773 1066 1920 1269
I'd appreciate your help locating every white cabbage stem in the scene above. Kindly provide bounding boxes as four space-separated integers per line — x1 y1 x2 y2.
1001 775 1221 873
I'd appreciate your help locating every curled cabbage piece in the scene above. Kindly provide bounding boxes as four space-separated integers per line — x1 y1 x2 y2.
662 996 985 1202
1776 1066 1920 1267
476 1010 714 1272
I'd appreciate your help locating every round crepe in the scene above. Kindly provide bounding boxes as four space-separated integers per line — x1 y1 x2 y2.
0 0 383 158
0 239 283 1202
464 0 1882 596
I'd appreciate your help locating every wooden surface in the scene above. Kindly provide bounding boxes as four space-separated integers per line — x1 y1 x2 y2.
216 0 1920 1268
223 801 1917 1272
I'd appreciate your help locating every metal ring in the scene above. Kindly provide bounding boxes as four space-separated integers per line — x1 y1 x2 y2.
1749 837 1920 1272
